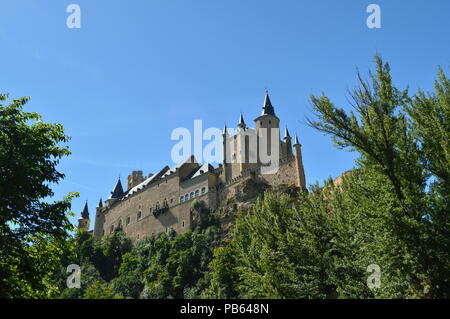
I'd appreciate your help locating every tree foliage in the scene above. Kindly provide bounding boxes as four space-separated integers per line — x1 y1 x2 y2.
0 94 77 298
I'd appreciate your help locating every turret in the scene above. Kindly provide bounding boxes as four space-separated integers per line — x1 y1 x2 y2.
284 126 292 159
293 134 306 189
105 177 124 208
78 201 90 231
93 197 105 239
238 113 246 131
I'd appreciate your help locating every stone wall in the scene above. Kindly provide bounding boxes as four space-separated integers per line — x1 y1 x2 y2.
258 157 298 186
96 169 218 241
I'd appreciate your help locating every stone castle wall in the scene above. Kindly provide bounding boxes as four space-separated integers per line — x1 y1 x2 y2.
95 170 219 241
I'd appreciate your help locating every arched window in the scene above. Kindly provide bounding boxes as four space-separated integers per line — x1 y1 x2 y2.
190 192 194 199
137 211 142 220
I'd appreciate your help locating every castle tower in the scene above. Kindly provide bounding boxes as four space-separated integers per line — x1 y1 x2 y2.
127 170 144 190
78 201 90 231
93 197 105 238
254 91 281 164
293 134 306 189
284 126 293 159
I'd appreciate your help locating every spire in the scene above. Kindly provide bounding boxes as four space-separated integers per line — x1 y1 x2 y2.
109 177 124 199
284 126 291 139
97 197 103 208
223 122 228 135
238 113 246 129
294 134 300 145
81 201 89 219
261 91 275 116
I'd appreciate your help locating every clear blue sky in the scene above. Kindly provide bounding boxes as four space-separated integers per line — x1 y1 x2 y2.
1 0 449 229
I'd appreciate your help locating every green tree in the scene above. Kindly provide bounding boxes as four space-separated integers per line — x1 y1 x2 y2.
228 191 334 298
99 231 133 281
140 229 217 299
202 243 240 299
0 94 77 298
111 241 147 299
83 281 123 299
308 56 450 298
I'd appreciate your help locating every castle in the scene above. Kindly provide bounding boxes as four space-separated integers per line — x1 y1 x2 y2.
78 93 306 241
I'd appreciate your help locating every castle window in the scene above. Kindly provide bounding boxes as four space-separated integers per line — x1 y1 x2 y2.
195 190 199 197
110 225 114 233
182 221 185 228
269 120 271 124
201 187 206 194
137 211 142 220
190 192 194 199
126 216 131 225
137 234 140 239
184 194 189 201
180 196 184 203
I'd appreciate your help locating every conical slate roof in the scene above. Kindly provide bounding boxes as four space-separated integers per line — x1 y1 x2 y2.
238 113 246 129
81 201 89 219
294 134 300 145
261 92 275 116
108 178 124 199
284 126 291 139
98 197 103 208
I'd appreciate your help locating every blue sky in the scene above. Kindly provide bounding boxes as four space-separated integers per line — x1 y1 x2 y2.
1 0 449 229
